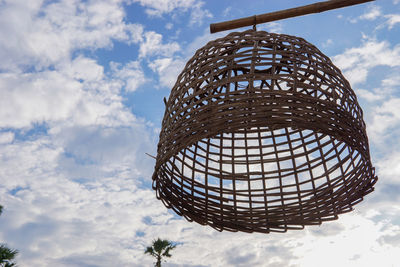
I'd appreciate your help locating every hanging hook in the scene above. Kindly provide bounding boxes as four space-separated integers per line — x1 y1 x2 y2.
253 15 257 31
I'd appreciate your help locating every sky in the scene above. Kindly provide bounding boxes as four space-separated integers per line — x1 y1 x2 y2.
0 0 399 266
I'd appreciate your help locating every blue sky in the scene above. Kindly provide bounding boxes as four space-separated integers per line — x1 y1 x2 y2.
0 0 400 266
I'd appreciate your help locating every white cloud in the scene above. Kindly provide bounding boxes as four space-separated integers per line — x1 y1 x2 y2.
146 28 228 89
0 57 138 129
376 152 400 184
0 2 169 264
189 1 212 26
257 22 283 33
368 98 400 140
165 22 173 30
148 57 185 88
0 138 62 191
349 5 382 24
385 14 400 29
0 132 14 144
1 1 399 266
222 6 232 17
0 71 83 128
3 125 396 267
126 23 145 44
355 72 400 103
111 61 147 92
295 214 400 267
0 0 162 130
344 67 369 85
322 38 334 48
359 5 382 21
132 0 195 16
357 88 384 102
382 74 400 87
0 1 155 131
63 56 104 82
0 0 149 130
375 98 400 121
131 0 212 26
139 31 180 58
0 0 140 71
333 38 400 85
54 124 156 179
0 121 161 266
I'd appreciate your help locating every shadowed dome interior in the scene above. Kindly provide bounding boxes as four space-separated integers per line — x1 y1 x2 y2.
152 30 377 233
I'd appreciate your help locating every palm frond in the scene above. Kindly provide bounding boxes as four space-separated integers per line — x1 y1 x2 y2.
144 237 177 265
144 246 156 257
0 244 18 262
162 244 176 258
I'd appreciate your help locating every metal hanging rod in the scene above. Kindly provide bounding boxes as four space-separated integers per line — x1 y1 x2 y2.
210 0 375 33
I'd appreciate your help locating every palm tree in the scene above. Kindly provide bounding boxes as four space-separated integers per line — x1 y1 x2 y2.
144 238 176 267
0 244 18 267
0 205 18 267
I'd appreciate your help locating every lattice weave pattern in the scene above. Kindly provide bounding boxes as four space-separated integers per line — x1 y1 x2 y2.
152 30 377 233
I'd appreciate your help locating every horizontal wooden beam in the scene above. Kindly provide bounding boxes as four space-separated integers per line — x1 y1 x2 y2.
210 0 375 33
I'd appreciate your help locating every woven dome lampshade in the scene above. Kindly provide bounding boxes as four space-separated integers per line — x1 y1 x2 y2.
152 30 377 233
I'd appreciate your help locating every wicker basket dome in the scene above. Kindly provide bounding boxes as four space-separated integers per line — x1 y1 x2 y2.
152 30 377 233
